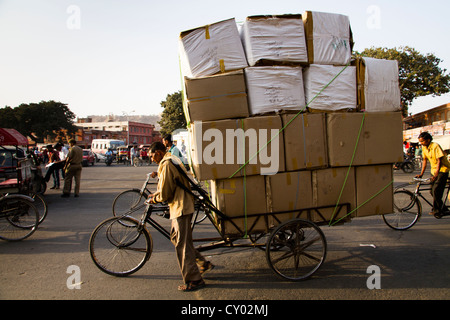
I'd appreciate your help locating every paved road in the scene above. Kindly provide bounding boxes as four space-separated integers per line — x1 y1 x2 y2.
1 163 450 302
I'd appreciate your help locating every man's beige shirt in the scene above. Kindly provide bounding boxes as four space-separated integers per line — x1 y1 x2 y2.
153 153 194 219
67 145 83 165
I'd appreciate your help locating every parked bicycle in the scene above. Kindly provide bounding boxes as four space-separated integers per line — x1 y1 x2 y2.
0 193 39 241
383 177 450 231
393 154 416 174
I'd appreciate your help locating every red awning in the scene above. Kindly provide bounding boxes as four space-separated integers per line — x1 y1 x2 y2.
0 128 28 146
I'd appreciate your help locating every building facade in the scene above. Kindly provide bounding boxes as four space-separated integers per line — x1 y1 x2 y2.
403 103 450 130
75 118 161 147
403 103 450 149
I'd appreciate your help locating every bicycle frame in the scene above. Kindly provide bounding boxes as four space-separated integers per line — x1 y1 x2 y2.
401 179 450 212
139 173 154 199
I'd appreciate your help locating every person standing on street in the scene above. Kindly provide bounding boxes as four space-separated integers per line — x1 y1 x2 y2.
416 131 450 216
147 141 213 292
62 139 83 198
163 134 183 161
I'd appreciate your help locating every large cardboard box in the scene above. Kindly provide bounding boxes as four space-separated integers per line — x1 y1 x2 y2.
302 11 353 66
312 167 356 223
282 113 328 171
210 175 269 236
245 66 306 115
189 119 243 181
183 70 249 122
357 57 401 112
240 14 308 66
265 171 314 224
242 115 286 176
327 112 404 167
189 115 285 180
179 18 248 78
356 165 394 217
364 112 404 164
303 64 357 112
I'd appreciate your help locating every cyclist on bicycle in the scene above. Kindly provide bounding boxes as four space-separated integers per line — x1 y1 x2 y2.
416 132 450 216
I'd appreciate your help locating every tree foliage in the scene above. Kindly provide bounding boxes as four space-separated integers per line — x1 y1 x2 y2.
158 91 186 137
355 46 450 114
0 100 76 143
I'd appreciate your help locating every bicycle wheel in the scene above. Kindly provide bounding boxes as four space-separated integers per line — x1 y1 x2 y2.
89 216 152 276
112 189 148 219
31 193 48 225
0 196 39 241
266 219 327 281
383 190 421 230
192 200 208 225
402 162 414 174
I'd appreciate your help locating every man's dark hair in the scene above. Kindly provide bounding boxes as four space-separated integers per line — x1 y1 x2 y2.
419 131 433 141
150 141 166 153
163 134 172 142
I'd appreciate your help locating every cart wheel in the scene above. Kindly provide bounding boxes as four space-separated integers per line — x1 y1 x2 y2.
383 190 421 230
266 219 327 281
89 216 152 277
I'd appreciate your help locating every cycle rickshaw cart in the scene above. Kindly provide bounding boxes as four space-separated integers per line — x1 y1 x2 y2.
89 62 399 281
90 160 354 281
0 128 48 225
0 128 43 241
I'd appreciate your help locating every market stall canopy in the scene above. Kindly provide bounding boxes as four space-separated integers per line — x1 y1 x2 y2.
433 135 450 151
0 128 28 146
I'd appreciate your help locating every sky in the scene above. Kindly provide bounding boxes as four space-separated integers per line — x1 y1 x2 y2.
1 0 449 118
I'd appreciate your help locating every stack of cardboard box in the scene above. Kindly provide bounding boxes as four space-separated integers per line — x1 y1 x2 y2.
178 12 403 236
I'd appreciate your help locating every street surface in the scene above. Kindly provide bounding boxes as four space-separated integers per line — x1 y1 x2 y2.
1 162 450 301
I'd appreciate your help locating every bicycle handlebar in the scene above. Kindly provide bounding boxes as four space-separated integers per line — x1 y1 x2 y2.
413 177 431 183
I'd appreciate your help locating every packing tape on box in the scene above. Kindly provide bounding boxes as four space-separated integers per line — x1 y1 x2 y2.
218 179 236 194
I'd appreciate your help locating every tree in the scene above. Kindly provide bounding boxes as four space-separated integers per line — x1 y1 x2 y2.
158 91 187 137
355 46 450 115
0 106 19 129
0 100 77 143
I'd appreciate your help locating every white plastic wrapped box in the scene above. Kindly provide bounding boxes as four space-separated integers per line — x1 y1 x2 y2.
303 64 357 111
240 14 308 66
179 18 248 78
303 11 353 66
357 57 401 112
245 66 306 115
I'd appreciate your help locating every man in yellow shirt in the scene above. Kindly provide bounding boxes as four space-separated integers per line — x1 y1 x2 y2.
416 132 450 216
148 141 213 292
